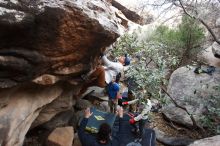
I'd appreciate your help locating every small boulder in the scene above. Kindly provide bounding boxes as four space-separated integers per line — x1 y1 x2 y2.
155 128 194 146
162 106 193 127
46 127 74 146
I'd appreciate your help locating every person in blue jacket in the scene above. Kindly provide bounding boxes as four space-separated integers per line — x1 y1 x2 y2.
107 80 120 113
78 107 123 146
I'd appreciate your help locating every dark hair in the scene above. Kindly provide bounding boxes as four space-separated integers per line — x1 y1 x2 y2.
97 123 111 143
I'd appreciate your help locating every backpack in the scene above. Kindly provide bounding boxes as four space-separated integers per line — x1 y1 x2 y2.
107 82 120 99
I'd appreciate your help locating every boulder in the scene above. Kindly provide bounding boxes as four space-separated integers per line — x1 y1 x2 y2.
46 126 74 146
70 110 84 130
40 110 75 130
216 17 220 27
75 99 92 111
0 83 63 146
212 42 220 58
200 45 220 67
155 128 194 146
31 85 76 129
189 135 220 146
0 0 121 88
163 66 220 127
162 106 193 127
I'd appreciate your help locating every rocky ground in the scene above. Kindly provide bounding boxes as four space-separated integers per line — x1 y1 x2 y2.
151 113 201 146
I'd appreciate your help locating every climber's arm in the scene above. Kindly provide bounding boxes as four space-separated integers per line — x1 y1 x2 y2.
78 108 94 145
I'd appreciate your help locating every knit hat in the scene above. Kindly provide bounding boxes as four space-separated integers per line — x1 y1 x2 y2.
124 54 130 66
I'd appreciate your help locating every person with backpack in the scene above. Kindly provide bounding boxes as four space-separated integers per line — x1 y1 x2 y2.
107 78 120 113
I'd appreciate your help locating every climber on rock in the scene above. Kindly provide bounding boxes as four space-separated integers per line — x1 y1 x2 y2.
79 53 130 95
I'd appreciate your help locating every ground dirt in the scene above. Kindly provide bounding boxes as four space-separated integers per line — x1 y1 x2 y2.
150 112 203 146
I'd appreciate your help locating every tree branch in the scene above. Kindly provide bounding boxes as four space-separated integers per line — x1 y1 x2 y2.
178 0 220 45
145 58 152 67
198 18 220 44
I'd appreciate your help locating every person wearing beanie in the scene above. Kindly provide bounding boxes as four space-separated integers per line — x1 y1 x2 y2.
101 53 130 84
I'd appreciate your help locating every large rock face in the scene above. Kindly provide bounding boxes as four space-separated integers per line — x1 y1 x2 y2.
0 0 121 88
0 83 63 146
30 84 76 129
0 0 126 145
163 66 220 128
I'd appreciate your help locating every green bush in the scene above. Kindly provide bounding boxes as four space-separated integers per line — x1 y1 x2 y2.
152 15 205 66
200 85 220 135
111 15 205 101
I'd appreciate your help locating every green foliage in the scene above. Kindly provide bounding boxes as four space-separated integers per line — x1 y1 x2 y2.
200 85 220 135
111 15 205 102
152 15 205 64
111 33 140 57
178 15 205 56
